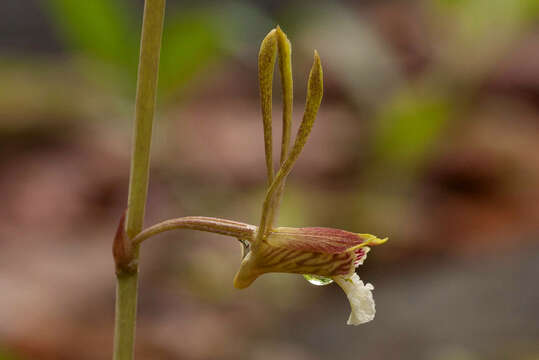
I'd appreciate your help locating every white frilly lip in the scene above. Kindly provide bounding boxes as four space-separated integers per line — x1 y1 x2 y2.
333 273 375 325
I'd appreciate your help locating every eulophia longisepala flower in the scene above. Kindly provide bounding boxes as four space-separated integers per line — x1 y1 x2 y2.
126 26 388 326
232 27 388 325
234 227 386 325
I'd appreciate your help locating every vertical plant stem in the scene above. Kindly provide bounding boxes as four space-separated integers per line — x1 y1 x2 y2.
126 0 166 239
113 1 166 359
114 273 139 360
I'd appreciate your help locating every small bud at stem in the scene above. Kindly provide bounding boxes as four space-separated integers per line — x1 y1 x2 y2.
113 212 137 275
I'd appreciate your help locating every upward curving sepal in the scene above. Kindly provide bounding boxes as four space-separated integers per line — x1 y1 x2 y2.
258 29 278 185
267 25 294 229
257 49 324 238
275 25 293 165
277 50 323 181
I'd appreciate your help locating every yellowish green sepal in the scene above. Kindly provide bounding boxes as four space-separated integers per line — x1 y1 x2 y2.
275 25 293 165
258 29 278 185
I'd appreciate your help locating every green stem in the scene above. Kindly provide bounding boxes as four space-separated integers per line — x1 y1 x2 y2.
126 0 166 239
113 273 139 360
113 1 165 359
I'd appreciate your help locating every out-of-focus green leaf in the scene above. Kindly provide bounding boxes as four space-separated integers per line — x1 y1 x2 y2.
435 0 539 21
43 1 270 99
430 0 537 83
373 90 452 171
159 9 224 96
523 0 539 20
45 0 138 76
432 0 537 43
159 3 271 97
0 347 20 360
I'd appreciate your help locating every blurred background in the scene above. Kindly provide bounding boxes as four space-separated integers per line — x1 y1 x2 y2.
1 0 538 359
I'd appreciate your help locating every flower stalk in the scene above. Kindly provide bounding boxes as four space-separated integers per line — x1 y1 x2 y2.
132 217 257 245
113 0 166 359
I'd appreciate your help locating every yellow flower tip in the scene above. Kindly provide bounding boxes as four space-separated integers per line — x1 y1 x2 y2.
378 237 389 245
275 26 292 62
275 25 286 38
233 273 253 289
233 270 260 289
308 50 323 94
258 28 278 77
233 254 260 289
358 233 389 247
261 28 277 46
313 50 322 69
259 29 277 65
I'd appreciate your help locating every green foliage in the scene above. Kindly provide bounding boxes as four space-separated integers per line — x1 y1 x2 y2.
433 0 539 34
373 90 451 171
523 0 539 20
159 10 223 95
0 348 19 360
44 1 225 97
46 0 137 74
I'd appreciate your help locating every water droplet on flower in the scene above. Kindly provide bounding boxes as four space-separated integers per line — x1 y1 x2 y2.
303 274 333 286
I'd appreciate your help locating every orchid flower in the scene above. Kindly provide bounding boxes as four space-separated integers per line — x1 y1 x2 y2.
233 27 388 325
235 228 386 325
124 26 387 326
